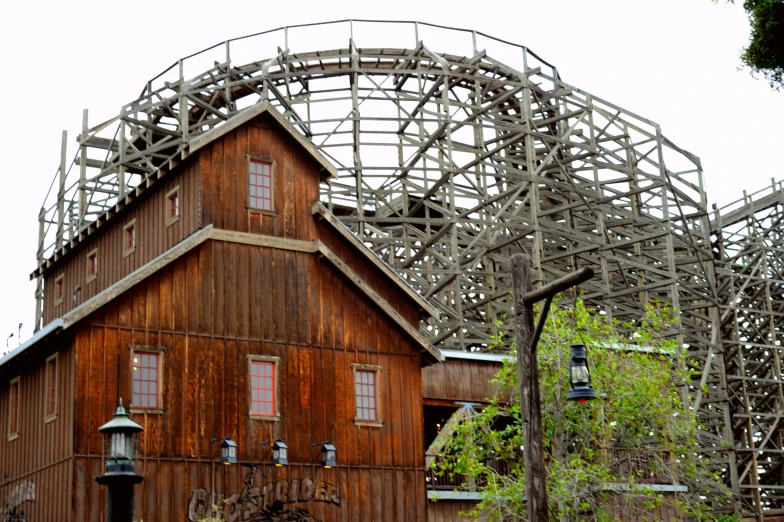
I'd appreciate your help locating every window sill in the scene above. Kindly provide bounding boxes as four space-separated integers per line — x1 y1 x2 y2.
7 433 18 442
44 413 58 424
354 420 383 428
247 207 277 217
165 215 180 228
130 408 164 415
86 274 97 284
249 414 280 422
123 247 136 258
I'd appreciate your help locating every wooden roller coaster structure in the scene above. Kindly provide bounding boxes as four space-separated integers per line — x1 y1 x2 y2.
31 19 784 518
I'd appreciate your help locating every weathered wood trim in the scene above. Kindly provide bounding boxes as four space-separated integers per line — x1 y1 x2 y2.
312 202 440 319
315 241 442 364
211 229 318 253
188 101 338 180
62 225 215 329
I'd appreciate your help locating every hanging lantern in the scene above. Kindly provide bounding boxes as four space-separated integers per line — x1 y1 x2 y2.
220 438 238 465
566 344 597 403
272 439 288 466
321 442 337 468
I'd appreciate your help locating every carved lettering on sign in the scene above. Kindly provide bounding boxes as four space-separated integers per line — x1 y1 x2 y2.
1 480 36 522
188 471 339 522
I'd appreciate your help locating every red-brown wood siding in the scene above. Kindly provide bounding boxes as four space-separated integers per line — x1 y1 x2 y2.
426 500 476 522
316 222 421 328
200 112 322 242
42 165 200 325
71 239 427 522
0 346 75 522
422 359 506 404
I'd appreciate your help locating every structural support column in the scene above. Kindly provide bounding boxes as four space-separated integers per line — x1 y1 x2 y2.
513 253 548 521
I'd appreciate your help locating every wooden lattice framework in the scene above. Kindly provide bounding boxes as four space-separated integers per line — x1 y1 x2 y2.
713 181 784 517
32 20 743 514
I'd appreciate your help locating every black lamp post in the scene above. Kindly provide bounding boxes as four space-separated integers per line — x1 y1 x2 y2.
95 399 144 522
566 344 597 403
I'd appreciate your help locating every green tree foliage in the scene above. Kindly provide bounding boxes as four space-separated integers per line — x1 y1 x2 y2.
433 299 734 521
741 0 784 89
717 0 784 89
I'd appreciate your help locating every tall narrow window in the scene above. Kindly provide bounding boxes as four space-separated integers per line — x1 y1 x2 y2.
54 274 64 307
248 159 273 211
86 249 98 283
165 186 180 226
45 354 58 421
248 355 279 419
123 219 136 256
8 377 20 440
132 351 160 409
353 364 382 425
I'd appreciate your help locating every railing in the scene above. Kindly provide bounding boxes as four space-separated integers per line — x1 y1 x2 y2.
426 450 675 492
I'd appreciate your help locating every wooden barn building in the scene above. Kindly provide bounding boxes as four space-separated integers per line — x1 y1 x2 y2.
0 102 448 522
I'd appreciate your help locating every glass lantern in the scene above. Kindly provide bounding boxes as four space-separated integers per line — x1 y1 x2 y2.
321 442 337 468
272 439 288 466
220 438 237 465
566 344 597 403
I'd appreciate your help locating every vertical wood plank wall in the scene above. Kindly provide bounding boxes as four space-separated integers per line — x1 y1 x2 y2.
200 112 321 242
42 165 200 325
0 345 75 522
72 240 427 522
426 500 476 522
422 359 506 404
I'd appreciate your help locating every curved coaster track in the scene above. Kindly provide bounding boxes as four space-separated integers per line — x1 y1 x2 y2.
34 19 777 517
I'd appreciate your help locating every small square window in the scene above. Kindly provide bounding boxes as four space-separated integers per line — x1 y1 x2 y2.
45 354 58 421
352 364 382 426
54 274 64 307
132 350 161 410
248 355 279 420
8 376 20 440
86 249 98 282
248 158 274 212
123 220 137 257
165 186 180 226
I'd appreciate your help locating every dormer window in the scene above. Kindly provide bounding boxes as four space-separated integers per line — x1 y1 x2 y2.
86 249 98 283
248 158 274 212
165 186 180 226
123 219 136 256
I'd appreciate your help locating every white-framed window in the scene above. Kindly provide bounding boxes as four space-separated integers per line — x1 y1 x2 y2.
8 376 20 440
248 355 280 421
123 219 137 256
54 274 64 307
352 363 382 426
131 348 163 411
165 186 180 226
86 248 98 283
45 353 58 422
248 157 275 212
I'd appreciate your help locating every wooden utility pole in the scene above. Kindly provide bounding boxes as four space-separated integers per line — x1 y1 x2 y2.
513 253 594 521
513 253 548 521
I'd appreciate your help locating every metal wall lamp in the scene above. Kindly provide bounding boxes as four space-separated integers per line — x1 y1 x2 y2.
311 441 337 468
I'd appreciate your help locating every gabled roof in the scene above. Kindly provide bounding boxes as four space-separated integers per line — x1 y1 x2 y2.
312 202 439 320
185 101 338 180
31 101 338 280
10 226 442 373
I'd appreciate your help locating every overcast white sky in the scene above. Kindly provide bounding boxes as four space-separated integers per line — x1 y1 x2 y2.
0 0 780 348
